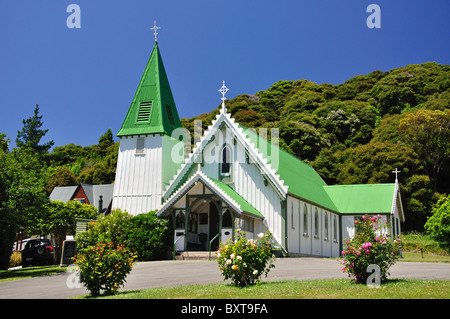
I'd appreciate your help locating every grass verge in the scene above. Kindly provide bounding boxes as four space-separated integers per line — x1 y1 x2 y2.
76 279 450 299
0 265 67 283
401 232 449 255
400 251 450 263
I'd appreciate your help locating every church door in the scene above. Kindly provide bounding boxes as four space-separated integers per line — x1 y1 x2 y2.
209 202 220 251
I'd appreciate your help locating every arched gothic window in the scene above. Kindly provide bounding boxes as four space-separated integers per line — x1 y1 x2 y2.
221 145 231 175
175 210 185 229
222 209 232 228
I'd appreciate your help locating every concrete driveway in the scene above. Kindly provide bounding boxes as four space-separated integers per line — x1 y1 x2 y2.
0 258 449 299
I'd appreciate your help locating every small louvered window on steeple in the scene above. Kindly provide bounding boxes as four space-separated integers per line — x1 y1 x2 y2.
136 101 152 123
135 137 145 154
166 104 175 125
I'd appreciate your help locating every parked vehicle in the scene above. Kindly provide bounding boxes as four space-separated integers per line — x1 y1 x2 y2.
21 239 55 267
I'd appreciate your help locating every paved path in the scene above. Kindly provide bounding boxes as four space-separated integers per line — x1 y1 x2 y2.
0 258 449 299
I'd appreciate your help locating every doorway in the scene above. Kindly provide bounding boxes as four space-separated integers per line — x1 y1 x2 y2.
209 201 220 251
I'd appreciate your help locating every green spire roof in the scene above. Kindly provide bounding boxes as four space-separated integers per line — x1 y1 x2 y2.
117 42 181 137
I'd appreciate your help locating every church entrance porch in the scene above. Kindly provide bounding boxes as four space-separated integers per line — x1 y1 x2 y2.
171 194 235 253
157 171 265 255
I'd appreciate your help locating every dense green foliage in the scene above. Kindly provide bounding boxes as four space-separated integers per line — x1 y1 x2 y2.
16 104 54 157
424 196 450 248
28 200 98 261
183 62 450 232
43 131 118 190
0 149 49 269
76 209 169 261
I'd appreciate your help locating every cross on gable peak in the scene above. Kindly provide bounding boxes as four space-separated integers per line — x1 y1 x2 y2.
392 168 401 182
219 81 230 113
219 81 229 101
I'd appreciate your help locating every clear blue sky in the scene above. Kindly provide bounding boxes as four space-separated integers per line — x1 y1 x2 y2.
1 0 449 149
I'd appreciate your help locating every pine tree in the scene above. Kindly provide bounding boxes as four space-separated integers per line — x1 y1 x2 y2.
16 104 54 155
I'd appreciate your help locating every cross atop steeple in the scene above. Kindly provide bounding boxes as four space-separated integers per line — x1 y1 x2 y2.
219 81 229 113
150 20 161 42
392 168 401 183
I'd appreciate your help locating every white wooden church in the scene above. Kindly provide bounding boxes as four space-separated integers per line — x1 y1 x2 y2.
112 29 405 257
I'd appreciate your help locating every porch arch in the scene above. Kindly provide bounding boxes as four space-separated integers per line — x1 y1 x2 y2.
186 196 222 251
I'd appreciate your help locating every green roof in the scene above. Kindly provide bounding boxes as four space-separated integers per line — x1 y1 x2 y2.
324 184 396 214
209 178 264 219
241 126 396 214
117 42 181 137
241 126 338 211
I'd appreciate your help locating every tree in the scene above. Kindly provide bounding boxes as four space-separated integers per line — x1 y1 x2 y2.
99 128 114 144
16 104 54 155
45 168 78 194
424 196 450 249
0 149 48 269
336 141 421 185
399 109 450 192
27 200 97 262
0 133 10 153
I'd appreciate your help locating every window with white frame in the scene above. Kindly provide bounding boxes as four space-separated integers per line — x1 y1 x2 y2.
238 215 254 233
314 208 319 238
303 204 308 236
135 137 145 154
291 202 295 229
333 215 338 243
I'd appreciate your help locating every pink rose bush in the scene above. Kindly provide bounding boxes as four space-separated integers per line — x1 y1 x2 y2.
216 229 276 287
340 214 402 284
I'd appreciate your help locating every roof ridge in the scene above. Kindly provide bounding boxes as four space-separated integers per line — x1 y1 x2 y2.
325 183 396 188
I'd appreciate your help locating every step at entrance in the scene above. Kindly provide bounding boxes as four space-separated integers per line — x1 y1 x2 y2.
175 251 217 261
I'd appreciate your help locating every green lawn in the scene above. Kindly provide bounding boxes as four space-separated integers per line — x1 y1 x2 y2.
0 265 67 283
78 278 450 299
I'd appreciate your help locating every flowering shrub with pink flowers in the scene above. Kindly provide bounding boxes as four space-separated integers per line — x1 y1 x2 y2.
340 214 402 284
216 229 276 287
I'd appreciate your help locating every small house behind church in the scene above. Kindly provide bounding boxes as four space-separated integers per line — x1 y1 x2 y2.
50 183 114 215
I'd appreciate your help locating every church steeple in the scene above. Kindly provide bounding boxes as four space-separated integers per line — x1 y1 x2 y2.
117 38 181 137
113 25 184 215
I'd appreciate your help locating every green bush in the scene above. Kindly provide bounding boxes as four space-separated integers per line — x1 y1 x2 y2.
424 196 450 249
340 214 402 284
125 212 169 261
75 209 169 261
74 242 137 296
216 229 276 287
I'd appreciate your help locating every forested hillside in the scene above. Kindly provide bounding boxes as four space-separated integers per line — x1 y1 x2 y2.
5 62 447 233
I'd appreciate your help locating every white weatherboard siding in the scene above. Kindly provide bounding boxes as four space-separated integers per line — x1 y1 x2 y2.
113 134 183 215
199 128 284 246
113 135 163 215
287 196 340 257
